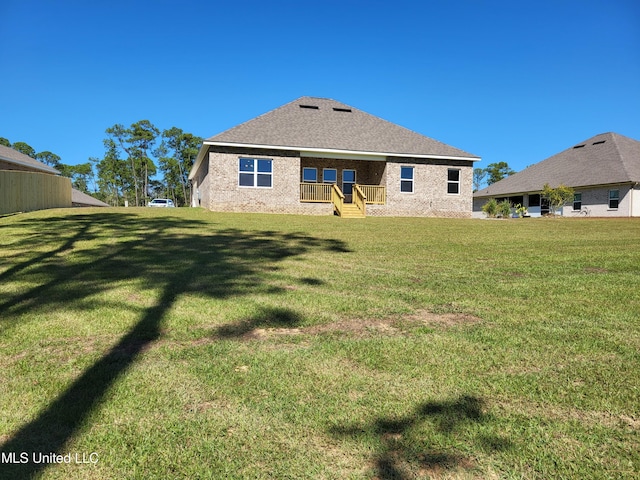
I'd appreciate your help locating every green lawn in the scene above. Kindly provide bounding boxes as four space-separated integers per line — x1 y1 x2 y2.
0 208 638 479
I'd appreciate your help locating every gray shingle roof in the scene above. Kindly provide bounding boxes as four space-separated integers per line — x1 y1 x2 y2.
207 97 479 159
0 144 60 174
72 189 109 207
474 132 640 197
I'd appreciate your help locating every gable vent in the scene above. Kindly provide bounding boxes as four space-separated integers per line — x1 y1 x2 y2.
573 144 585 149
592 140 606 145
333 107 352 112
299 104 319 110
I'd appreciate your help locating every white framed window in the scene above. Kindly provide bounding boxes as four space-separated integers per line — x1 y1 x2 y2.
302 167 317 183
609 189 619 209
343 169 356 195
447 169 460 194
239 158 272 188
400 166 414 193
323 168 337 184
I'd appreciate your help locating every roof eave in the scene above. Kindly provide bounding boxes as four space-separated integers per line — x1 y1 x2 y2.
0 155 60 175
200 140 481 162
187 144 210 181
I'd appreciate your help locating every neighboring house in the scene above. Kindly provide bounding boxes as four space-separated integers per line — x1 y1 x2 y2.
72 188 109 207
0 144 60 174
0 144 71 215
473 132 640 217
189 97 480 217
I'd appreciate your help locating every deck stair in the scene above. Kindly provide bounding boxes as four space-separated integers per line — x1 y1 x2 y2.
339 203 365 218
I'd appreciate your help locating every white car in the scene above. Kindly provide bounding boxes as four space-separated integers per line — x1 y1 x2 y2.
148 198 175 208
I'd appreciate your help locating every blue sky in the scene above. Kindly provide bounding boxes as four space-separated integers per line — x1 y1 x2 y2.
1 0 638 174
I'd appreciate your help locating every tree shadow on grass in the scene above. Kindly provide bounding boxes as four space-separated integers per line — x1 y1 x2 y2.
330 395 512 479
213 306 304 339
0 212 349 478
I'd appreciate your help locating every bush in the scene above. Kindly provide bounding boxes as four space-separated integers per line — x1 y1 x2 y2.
498 199 512 218
482 198 499 218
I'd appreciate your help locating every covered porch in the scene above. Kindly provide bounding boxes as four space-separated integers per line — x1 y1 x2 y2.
297 156 386 217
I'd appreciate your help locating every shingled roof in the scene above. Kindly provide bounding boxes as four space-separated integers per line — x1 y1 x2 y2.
204 96 479 160
0 144 60 175
475 132 640 197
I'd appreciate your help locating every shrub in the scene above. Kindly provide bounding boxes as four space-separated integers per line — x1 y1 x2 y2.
542 183 574 216
482 198 499 218
514 203 528 217
498 199 512 218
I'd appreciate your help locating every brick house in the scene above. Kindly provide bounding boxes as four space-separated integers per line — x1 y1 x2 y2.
189 97 480 217
473 132 640 217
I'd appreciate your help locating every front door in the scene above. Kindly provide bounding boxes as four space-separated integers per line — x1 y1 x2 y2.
343 169 356 203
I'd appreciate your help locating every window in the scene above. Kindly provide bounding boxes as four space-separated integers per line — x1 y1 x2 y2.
573 193 582 211
302 167 317 183
529 194 541 207
343 169 356 195
609 189 619 209
239 158 272 188
323 168 337 184
400 166 414 193
447 169 460 194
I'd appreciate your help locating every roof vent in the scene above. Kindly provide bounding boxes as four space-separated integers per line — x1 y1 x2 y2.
573 144 585 149
299 105 319 110
333 107 352 112
592 140 606 145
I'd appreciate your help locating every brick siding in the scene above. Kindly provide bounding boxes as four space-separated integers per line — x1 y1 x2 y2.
197 146 473 217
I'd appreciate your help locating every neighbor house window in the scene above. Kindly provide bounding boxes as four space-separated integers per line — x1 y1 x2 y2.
573 193 582 211
323 168 337 184
239 158 272 188
302 167 317 183
400 166 414 193
529 194 541 207
609 189 619 209
447 169 460 194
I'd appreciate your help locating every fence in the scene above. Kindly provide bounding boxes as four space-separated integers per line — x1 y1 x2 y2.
0 170 72 215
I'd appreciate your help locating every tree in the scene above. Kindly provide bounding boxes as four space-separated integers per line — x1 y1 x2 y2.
69 162 94 193
94 139 132 206
129 120 159 204
12 141 36 158
35 151 62 168
157 127 202 206
473 168 487 192
485 162 515 185
541 183 574 216
0 137 10 147
106 120 159 206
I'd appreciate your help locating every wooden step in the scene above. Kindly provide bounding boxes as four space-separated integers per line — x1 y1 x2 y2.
339 204 365 218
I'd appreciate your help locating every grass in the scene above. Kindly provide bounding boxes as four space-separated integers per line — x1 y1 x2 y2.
0 207 638 479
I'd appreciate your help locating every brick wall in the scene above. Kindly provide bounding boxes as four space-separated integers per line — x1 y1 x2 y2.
378 158 473 217
205 147 331 215
198 146 474 217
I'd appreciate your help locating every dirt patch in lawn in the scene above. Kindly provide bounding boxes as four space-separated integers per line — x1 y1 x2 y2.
235 309 482 341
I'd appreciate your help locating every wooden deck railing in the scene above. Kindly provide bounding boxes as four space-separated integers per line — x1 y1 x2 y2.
356 184 386 204
353 185 366 216
300 183 333 202
331 184 344 216
301 183 386 205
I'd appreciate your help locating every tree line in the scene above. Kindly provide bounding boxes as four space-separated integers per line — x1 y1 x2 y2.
473 161 515 191
1 121 202 207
